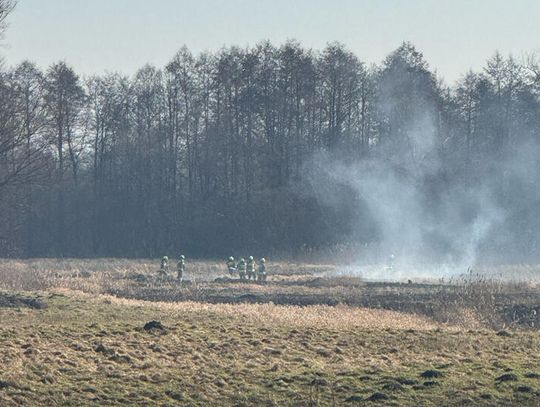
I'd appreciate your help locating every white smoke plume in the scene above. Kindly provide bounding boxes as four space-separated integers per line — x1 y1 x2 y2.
305 112 510 281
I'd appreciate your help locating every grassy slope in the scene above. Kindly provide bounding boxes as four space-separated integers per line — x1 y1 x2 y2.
0 291 539 406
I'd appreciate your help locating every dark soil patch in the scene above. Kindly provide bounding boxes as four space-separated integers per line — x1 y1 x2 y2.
311 378 329 386
345 394 363 402
165 391 185 401
0 380 14 389
496 373 518 382
394 377 418 385
420 370 443 379
423 381 440 387
382 381 405 392
525 372 540 379
143 320 166 331
367 392 389 401
237 294 259 302
95 343 115 356
315 348 332 357
0 292 46 309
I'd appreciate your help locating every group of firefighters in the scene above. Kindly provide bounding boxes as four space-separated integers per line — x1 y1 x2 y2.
159 255 185 280
226 256 267 281
159 255 267 282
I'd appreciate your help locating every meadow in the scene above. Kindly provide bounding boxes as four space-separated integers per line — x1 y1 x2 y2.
0 259 539 406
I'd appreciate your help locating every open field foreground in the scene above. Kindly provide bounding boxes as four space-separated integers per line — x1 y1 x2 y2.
0 259 539 406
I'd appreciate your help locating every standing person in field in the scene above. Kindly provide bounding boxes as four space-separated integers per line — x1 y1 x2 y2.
160 256 169 275
177 255 185 281
226 256 236 276
257 258 267 282
237 258 247 280
246 256 256 280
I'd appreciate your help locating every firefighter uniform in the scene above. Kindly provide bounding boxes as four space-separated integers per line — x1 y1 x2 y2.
237 258 247 280
160 256 169 275
177 255 185 281
257 258 267 282
226 257 236 276
246 256 256 280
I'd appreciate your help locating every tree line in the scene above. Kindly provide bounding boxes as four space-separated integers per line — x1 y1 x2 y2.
1 37 540 260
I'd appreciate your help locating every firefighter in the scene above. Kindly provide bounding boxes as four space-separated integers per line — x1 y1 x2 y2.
177 255 185 281
160 256 169 275
237 258 247 280
257 258 267 282
246 256 256 280
226 256 236 276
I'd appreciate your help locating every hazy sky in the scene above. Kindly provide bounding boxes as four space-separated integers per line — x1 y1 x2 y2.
4 0 540 84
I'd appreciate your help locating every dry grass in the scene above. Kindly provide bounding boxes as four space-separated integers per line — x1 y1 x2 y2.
430 269 539 328
0 259 539 405
0 258 334 291
60 289 442 331
0 259 538 331
0 291 539 406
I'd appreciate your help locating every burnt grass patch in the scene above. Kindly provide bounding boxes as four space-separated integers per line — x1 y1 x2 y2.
0 292 46 309
106 277 540 330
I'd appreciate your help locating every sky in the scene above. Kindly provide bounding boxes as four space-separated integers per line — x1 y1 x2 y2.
4 0 540 84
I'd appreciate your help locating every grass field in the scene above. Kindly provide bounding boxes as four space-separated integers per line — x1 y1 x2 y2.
0 259 539 406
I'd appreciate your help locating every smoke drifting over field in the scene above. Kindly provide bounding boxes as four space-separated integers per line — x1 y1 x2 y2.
310 152 500 267
308 142 540 278
306 61 540 278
